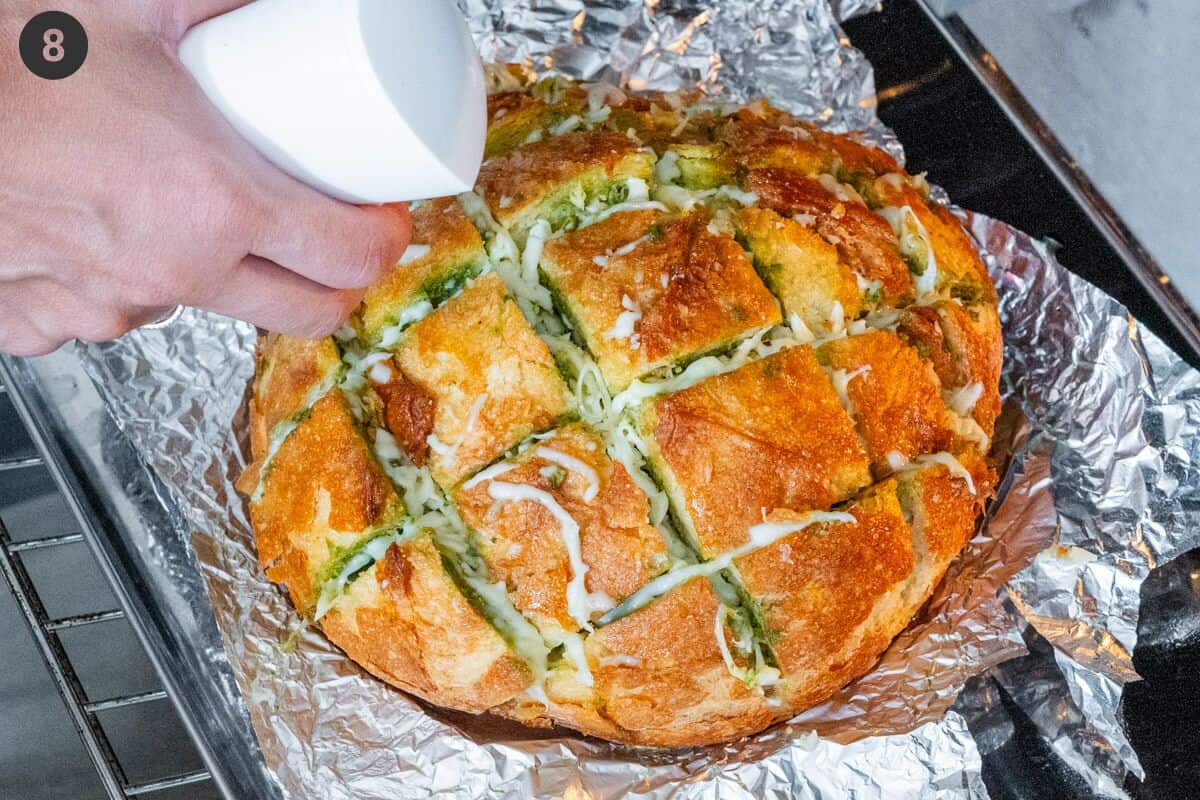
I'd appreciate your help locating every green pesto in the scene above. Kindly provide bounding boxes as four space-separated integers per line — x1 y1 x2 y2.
550 349 576 384
723 572 780 654
530 75 568 104
545 197 584 232
948 281 982 305
672 144 735 190
604 180 631 205
364 258 484 348
418 258 485 308
539 271 589 350
485 106 575 160
432 533 543 667
666 330 762 376
313 520 406 594
636 445 706 561
902 249 931 279
838 168 882 208
437 549 512 638
555 408 582 427
737 232 790 303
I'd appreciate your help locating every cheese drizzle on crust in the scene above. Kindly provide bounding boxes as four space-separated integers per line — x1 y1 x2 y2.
240 70 1002 747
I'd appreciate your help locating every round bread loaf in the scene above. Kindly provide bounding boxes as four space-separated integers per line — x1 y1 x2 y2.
237 69 1002 747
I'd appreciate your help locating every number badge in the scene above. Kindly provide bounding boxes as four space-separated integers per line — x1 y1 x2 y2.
19 11 87 80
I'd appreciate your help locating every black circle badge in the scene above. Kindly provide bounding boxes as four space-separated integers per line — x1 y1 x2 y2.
20 11 87 80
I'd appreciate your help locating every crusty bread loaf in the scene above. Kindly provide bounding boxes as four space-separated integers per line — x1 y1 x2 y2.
237 70 1001 747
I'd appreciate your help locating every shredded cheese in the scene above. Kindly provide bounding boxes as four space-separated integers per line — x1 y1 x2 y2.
535 447 600 502
398 243 430 265
487 481 599 630
879 205 939 298
603 295 642 346
597 510 854 625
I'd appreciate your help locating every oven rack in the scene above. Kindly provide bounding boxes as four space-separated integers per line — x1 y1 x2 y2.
0 379 214 799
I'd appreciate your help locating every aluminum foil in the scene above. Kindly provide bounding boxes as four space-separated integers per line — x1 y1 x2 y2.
68 1 1200 797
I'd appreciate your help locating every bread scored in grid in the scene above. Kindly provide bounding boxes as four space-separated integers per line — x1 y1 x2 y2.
236 70 1001 747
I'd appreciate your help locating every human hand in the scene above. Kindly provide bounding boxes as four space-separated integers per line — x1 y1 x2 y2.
0 0 411 356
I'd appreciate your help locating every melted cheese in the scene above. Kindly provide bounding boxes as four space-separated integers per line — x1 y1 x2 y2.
878 205 939 298
593 232 652 267
487 481 596 630
603 295 642 345
463 462 517 490
398 243 431 265
597 510 854 625
910 452 977 495
313 524 418 620
651 183 758 212
427 394 486 468
561 633 594 686
522 219 551 285
548 115 582 136
534 447 600 502
826 365 870 417
377 300 436 349
544 335 612 424
610 323 800 415
944 382 983 417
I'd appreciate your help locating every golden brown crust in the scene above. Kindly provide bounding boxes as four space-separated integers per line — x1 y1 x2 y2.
723 115 830 175
485 89 586 159
893 300 1002 440
935 301 1003 437
735 205 868 334
580 576 775 746
455 422 668 636
868 177 995 303
355 197 487 346
746 169 913 300
323 536 532 712
641 346 872 556
735 481 915 706
391 273 570 488
817 330 956 475
476 129 655 242
242 75 1004 748
541 210 782 390
249 391 404 613
241 333 342 471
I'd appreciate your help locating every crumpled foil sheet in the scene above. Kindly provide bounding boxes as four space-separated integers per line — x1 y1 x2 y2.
67 1 1200 797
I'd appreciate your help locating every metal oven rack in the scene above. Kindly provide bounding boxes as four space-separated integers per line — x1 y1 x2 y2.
0 379 214 799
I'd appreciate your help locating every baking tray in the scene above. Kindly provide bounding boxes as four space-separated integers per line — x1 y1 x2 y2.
3 2 1196 798
0 351 280 800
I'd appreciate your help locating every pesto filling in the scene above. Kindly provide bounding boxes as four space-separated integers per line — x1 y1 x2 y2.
367 426 553 678
312 520 418 620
